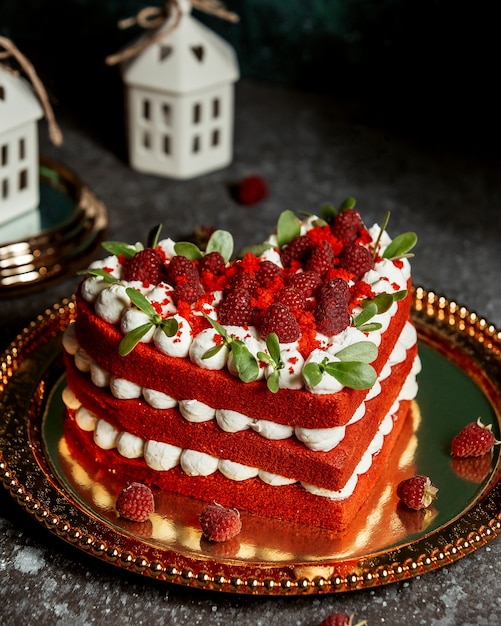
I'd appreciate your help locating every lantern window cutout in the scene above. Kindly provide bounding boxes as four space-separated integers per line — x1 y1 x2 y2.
0 70 43 234
121 0 240 180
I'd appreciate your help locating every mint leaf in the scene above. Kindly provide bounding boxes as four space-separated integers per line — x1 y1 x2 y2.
277 210 301 248
147 224 163 248
203 315 229 341
324 361 377 389
161 317 179 337
202 344 225 360
354 302 378 328
383 232 417 260
393 289 408 302
303 362 323 387
335 341 378 364
126 287 157 318
174 241 203 260
265 333 281 364
77 268 118 283
102 240 141 259
119 323 153 356
237 242 274 258
266 370 280 393
356 322 383 333
339 197 356 211
231 340 259 382
206 230 234 262
320 203 337 224
364 293 394 315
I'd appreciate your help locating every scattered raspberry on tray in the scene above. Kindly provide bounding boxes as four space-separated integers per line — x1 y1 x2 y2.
116 482 155 522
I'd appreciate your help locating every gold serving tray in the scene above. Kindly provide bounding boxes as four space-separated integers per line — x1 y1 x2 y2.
0 287 500 595
0 159 107 295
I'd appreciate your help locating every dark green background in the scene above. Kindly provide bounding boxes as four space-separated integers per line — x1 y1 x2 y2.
1 1 498 152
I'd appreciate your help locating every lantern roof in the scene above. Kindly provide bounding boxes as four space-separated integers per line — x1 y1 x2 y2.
0 70 43 134
121 1 239 94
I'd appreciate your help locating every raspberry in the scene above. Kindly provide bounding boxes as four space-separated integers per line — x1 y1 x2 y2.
319 278 351 305
116 482 155 522
218 289 255 325
166 255 199 285
331 208 366 246
305 240 335 277
259 302 300 343
200 502 242 542
450 453 493 483
287 270 322 297
319 613 367 626
198 251 225 276
124 248 164 285
256 260 281 286
396 475 438 510
172 280 204 304
450 417 499 457
280 235 314 267
275 286 307 312
226 270 258 295
236 174 268 205
315 298 350 336
338 243 374 281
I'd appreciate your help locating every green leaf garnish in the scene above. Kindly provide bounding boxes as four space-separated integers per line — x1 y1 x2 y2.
320 203 337 224
363 293 395 315
372 211 391 259
147 224 163 248
202 344 225 360
77 268 118 283
203 314 228 339
237 243 273 258
276 210 301 248
335 341 378 364
126 287 158 318
119 323 153 356
267 371 280 393
265 333 281 364
206 230 234 263
231 340 259 382
102 240 142 259
174 241 203 260
354 302 378 328
339 197 356 211
383 232 417 260
202 314 258 383
356 322 383 333
160 317 179 337
324 361 377 389
303 362 323 387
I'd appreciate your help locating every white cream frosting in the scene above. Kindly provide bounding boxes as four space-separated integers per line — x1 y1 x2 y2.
66 319 418 453
153 315 192 358
189 328 229 370
143 388 178 409
64 362 419 500
179 399 216 422
81 215 411 392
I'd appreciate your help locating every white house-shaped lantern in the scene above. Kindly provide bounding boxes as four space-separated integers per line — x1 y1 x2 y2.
121 0 239 180
0 69 43 228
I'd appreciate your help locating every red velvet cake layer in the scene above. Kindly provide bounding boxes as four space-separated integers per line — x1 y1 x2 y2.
63 398 413 532
64 342 417 490
73 287 412 429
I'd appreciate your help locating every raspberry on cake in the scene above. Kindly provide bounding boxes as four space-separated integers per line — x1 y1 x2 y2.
62 202 420 534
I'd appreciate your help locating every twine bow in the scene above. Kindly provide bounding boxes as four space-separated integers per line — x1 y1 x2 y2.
105 0 239 66
0 36 63 146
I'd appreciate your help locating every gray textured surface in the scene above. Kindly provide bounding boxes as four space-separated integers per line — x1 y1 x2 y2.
1 80 501 625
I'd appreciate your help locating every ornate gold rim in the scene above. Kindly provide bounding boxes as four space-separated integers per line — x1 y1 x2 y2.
1 287 501 595
0 159 108 295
